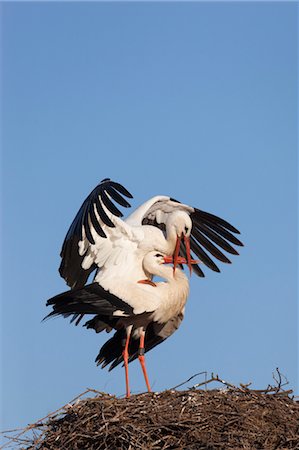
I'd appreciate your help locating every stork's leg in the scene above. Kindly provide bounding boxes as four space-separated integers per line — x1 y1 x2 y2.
138 330 151 392
122 325 132 398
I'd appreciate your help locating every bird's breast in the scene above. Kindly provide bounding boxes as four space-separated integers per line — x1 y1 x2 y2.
152 280 189 323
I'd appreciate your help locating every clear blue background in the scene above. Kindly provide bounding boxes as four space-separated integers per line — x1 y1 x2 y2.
1 2 297 432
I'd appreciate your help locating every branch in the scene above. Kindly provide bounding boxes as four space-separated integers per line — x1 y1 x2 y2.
171 372 208 390
0 388 101 449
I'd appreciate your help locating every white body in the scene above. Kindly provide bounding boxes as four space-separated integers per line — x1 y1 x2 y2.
109 252 190 338
78 196 193 300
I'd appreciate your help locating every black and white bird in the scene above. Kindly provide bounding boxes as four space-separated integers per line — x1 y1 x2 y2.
59 178 243 297
46 179 243 396
46 251 197 397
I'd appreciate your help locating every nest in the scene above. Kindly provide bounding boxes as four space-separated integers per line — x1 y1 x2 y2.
3 373 299 450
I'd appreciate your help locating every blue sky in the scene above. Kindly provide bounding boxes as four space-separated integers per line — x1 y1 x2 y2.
1 2 297 432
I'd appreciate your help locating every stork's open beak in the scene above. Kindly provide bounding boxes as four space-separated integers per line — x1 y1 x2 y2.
163 255 199 265
172 234 194 275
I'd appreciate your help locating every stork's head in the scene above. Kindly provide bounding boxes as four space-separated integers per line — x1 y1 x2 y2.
142 251 197 277
172 211 192 238
169 212 193 275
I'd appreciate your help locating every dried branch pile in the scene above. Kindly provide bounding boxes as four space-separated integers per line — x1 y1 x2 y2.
3 379 299 450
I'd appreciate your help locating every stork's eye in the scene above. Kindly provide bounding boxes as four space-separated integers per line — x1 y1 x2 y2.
184 226 189 233
155 253 163 258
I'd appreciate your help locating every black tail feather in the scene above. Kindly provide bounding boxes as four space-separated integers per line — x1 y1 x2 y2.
95 323 166 371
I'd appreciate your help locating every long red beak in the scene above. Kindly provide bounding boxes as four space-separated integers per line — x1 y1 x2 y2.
184 235 192 275
163 255 199 265
173 234 182 274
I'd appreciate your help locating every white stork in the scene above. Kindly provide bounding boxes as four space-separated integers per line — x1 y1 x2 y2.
46 252 198 397
59 178 243 299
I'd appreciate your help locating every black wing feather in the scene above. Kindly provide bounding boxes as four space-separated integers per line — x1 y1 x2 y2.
59 179 133 289
45 282 133 322
194 218 243 247
141 217 166 233
185 208 243 276
192 228 232 264
83 212 95 245
100 189 123 218
95 323 166 371
190 236 221 272
179 241 205 277
195 222 240 255
142 203 243 277
95 329 125 368
106 186 132 208
193 208 241 234
94 195 115 228
89 203 107 239
110 181 133 199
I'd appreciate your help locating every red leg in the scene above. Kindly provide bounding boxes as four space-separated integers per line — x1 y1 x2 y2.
138 330 151 393
122 326 132 398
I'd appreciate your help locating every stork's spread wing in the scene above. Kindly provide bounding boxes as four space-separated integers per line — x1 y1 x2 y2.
59 177 243 287
44 282 135 327
189 208 243 276
59 179 133 288
126 196 194 228
45 282 134 320
142 198 243 277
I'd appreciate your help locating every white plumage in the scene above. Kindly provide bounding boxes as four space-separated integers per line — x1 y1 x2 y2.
49 178 243 396
59 178 243 295
47 251 192 397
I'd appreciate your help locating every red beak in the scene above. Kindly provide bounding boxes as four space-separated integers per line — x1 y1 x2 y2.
163 255 199 265
173 234 182 274
184 235 192 275
164 255 187 264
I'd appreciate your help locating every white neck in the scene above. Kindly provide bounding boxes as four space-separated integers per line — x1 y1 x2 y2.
154 264 187 284
151 264 190 323
165 222 178 253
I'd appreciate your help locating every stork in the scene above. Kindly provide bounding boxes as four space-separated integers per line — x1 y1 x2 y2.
46 252 198 397
59 178 243 300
